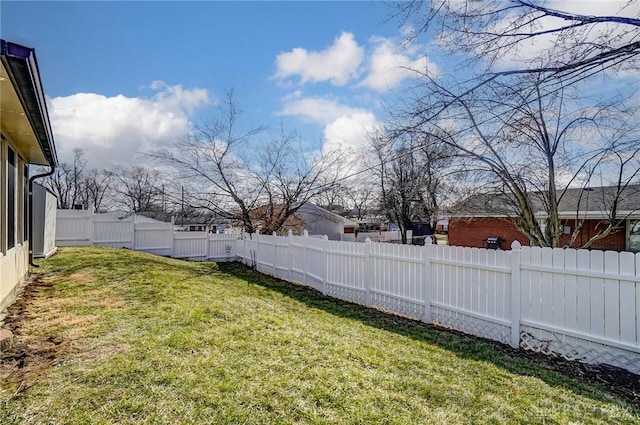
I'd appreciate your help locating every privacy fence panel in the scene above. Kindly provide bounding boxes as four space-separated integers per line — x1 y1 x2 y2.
325 240 367 305
430 245 512 344
134 221 173 257
273 235 291 281
56 210 93 246
207 234 238 260
296 236 324 293
370 242 424 320
93 216 134 248
173 232 208 260
255 234 276 276
519 246 640 372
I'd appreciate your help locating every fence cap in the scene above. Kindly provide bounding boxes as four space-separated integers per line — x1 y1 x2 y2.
511 240 522 250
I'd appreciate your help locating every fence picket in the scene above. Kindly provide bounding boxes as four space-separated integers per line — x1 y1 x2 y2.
590 250 605 339
551 248 566 332
540 248 554 326
619 252 636 345
604 251 620 341
563 249 578 333
576 250 591 335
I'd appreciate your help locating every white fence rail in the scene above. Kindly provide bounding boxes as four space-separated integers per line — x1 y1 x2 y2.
56 210 640 374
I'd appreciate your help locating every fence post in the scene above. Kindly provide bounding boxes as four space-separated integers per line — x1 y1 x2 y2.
272 231 277 276
131 214 136 249
364 238 372 307
287 229 293 281
322 235 329 295
423 237 433 324
510 240 522 349
88 210 95 245
302 230 309 286
252 233 259 271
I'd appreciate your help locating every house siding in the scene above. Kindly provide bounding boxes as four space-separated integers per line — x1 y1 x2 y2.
295 203 344 241
0 137 30 310
449 217 627 251
1 40 58 312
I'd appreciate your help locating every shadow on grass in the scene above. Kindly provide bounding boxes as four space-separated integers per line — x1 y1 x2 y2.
217 261 640 410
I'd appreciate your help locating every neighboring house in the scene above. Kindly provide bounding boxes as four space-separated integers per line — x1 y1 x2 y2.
1 40 58 311
448 185 640 252
138 210 227 233
32 182 57 258
294 202 351 241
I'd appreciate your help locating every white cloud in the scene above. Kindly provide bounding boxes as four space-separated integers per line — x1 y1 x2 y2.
48 82 210 168
277 94 379 157
273 32 364 86
278 93 370 124
359 37 440 92
323 111 379 155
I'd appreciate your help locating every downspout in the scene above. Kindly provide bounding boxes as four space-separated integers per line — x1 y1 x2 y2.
28 166 55 267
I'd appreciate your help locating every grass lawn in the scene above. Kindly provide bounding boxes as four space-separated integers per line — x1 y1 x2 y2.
1 247 638 424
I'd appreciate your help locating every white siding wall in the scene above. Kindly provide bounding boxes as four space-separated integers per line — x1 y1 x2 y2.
0 242 28 312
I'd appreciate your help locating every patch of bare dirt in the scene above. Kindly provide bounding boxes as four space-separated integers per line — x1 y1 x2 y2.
0 276 67 394
1 272 132 398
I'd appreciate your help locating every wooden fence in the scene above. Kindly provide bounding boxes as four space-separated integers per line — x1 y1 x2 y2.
55 210 640 374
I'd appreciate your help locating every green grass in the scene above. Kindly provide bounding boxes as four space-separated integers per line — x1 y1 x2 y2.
1 247 638 424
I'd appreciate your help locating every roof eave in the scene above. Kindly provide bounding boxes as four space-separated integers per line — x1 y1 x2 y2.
1 39 58 167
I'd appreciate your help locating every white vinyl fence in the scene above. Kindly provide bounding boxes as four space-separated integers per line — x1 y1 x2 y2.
56 210 640 374
56 210 239 261
236 233 640 375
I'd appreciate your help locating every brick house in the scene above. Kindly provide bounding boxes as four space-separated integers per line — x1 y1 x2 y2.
448 185 640 252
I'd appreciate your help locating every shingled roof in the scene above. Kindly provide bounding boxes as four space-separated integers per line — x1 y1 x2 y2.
449 184 640 219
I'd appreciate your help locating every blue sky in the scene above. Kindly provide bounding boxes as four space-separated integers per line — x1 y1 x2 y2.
2 1 637 173
2 1 439 168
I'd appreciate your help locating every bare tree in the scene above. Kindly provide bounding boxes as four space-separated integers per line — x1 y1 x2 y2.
396 1 640 92
315 182 348 214
112 166 162 213
388 1 640 248
81 168 114 213
151 91 342 234
403 72 640 248
41 148 87 209
371 131 451 244
343 180 376 220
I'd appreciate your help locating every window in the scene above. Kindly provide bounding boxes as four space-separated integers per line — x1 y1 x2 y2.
629 220 640 253
7 147 16 249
